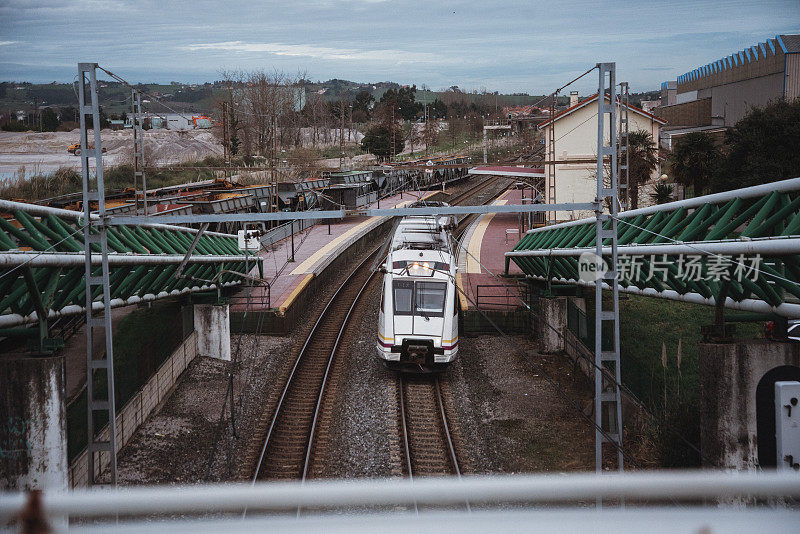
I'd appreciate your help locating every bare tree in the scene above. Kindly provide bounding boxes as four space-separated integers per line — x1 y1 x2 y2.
422 120 439 154
220 69 306 158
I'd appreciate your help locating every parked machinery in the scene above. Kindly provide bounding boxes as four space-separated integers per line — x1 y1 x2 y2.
376 214 459 373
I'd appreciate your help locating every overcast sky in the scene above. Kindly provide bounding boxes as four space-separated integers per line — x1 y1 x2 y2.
1 0 798 94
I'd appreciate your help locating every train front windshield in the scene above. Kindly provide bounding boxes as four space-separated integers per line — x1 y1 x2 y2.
393 280 446 318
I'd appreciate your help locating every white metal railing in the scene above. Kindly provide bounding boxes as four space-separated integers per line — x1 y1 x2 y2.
1 471 798 521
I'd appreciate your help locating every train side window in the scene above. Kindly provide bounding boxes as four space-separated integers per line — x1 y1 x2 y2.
380 283 385 313
393 280 413 315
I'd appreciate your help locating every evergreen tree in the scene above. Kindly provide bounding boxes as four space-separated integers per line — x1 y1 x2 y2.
713 99 800 192
668 132 720 196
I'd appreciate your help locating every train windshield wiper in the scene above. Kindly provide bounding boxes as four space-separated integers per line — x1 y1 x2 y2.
417 308 431 321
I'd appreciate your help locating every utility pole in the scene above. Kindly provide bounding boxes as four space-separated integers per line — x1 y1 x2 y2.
594 62 624 499
339 98 345 170
222 101 230 178
391 103 396 163
547 91 558 223
618 82 630 210
271 115 278 226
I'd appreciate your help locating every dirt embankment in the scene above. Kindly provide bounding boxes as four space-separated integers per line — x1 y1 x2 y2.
0 129 222 179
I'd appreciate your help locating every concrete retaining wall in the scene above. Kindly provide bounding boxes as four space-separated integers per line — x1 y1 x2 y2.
68 332 198 487
0 354 67 491
564 327 594 381
699 340 800 470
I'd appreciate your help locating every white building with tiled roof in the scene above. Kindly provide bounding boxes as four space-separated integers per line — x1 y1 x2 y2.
540 93 666 221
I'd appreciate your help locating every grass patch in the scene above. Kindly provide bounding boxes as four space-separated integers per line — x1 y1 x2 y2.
612 293 760 466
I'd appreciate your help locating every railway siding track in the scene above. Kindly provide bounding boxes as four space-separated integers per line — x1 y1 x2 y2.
251 248 379 482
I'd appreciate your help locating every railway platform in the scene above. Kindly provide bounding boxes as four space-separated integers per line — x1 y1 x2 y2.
456 187 530 332
230 189 438 333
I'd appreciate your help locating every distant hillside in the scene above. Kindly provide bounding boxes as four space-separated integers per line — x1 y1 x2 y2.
0 79 660 121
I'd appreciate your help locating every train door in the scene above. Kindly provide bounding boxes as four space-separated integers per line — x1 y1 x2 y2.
412 281 446 337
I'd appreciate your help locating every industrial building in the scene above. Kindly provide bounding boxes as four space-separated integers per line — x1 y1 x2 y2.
656 34 800 130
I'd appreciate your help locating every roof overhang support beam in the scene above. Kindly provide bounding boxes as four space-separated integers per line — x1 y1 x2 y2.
174 222 209 279
0 252 256 268
21 267 49 347
506 237 800 258
0 279 242 329
524 273 800 318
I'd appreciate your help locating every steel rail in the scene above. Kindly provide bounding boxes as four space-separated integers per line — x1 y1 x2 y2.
301 258 379 481
446 175 503 207
434 379 463 478
397 380 415 482
251 246 381 484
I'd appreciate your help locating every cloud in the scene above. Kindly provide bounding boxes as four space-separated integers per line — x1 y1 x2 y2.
0 41 16 46
183 41 439 63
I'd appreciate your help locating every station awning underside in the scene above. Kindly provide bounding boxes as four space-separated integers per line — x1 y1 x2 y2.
507 177 800 318
0 200 259 329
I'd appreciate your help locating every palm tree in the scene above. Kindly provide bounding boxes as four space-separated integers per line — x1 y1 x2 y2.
625 130 658 210
668 132 721 197
649 183 674 205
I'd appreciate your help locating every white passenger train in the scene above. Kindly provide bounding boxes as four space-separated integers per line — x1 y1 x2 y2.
376 207 459 372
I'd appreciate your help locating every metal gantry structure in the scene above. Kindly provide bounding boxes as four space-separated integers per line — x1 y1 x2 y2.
593 63 624 477
78 63 119 485
617 82 630 211
547 92 558 223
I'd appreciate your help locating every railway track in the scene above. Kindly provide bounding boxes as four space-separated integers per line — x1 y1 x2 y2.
398 376 463 478
447 174 502 207
251 247 380 482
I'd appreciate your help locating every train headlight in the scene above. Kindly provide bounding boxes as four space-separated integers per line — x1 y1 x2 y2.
410 262 433 275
